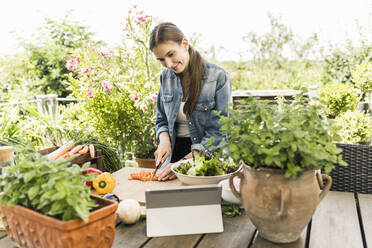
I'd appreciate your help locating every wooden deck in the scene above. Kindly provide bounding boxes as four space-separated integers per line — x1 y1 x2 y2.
0 191 370 248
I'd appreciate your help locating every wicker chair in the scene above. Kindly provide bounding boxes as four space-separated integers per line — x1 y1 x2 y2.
327 143 372 194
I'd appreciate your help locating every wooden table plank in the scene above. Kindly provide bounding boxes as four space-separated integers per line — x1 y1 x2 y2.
0 230 8 239
252 226 307 248
144 234 202 248
309 191 363 248
112 219 150 248
197 213 256 248
358 193 372 247
0 236 18 248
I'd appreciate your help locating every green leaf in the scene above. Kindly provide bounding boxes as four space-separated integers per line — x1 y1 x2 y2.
27 185 40 200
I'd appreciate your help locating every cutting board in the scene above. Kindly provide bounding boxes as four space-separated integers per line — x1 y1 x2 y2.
112 167 183 204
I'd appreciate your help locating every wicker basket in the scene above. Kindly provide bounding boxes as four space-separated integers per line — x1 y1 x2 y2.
0 195 118 248
325 143 372 194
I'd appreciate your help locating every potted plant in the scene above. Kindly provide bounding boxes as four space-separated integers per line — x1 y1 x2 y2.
131 109 157 168
218 96 346 243
66 6 161 167
0 145 118 248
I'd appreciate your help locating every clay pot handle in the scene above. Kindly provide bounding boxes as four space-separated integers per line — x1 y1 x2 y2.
229 171 243 202
316 170 324 189
274 187 291 219
318 174 332 202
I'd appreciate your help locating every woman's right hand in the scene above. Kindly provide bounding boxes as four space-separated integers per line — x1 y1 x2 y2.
154 141 171 168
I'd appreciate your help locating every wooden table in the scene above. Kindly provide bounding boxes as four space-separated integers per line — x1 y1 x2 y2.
0 191 371 248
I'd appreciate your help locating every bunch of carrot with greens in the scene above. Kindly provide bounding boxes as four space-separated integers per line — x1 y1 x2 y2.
45 143 96 161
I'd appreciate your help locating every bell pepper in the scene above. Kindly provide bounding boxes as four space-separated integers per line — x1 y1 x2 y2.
83 167 102 189
93 172 116 195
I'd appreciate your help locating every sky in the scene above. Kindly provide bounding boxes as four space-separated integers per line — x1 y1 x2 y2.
0 0 371 61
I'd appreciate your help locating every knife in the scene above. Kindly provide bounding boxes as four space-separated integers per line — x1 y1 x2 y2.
152 160 162 180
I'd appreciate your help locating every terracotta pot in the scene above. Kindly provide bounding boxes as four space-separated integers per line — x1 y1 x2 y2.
229 164 332 243
134 157 156 168
0 195 118 248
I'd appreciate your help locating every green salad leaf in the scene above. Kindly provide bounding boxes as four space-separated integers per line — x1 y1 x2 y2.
173 153 239 176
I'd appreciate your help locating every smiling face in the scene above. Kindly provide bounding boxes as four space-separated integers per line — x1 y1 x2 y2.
152 39 190 74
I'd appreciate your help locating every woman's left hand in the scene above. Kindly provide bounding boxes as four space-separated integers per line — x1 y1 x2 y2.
157 163 177 181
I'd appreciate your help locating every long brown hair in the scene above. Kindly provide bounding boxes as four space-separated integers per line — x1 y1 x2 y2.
150 22 206 116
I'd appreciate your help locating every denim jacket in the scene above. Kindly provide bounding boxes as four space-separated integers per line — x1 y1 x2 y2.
156 62 232 168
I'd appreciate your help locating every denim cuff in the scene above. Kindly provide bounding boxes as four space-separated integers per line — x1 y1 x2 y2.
156 127 169 144
191 143 206 152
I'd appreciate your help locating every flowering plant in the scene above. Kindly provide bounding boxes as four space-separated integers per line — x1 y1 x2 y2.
67 6 161 159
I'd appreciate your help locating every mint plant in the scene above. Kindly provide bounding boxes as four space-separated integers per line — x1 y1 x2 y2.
218 96 347 179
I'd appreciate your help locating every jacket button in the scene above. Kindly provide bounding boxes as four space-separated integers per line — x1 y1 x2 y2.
193 137 196 140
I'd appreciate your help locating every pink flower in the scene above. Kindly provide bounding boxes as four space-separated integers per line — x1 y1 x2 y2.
66 58 75 72
99 50 113 60
86 87 94 98
66 64 75 72
131 90 139 101
151 94 158 100
82 67 90 78
141 103 148 111
101 80 111 93
65 57 81 72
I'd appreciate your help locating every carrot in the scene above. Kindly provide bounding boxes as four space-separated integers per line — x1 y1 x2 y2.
89 144 95 158
129 171 158 181
68 145 83 156
53 143 74 160
46 144 68 160
79 146 89 154
59 153 70 159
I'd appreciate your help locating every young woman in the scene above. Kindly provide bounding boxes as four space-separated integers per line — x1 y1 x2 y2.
150 22 231 181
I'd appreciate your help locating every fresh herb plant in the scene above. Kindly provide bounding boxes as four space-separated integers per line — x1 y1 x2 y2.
0 145 97 222
218 96 347 179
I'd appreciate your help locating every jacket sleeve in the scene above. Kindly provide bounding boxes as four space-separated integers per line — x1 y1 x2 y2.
191 69 232 152
155 72 169 144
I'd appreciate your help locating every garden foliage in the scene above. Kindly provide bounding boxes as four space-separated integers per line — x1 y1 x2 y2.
218 96 346 179
319 82 359 118
66 6 161 158
336 110 372 145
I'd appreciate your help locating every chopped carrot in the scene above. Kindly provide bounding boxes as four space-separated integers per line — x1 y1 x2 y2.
129 171 158 181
